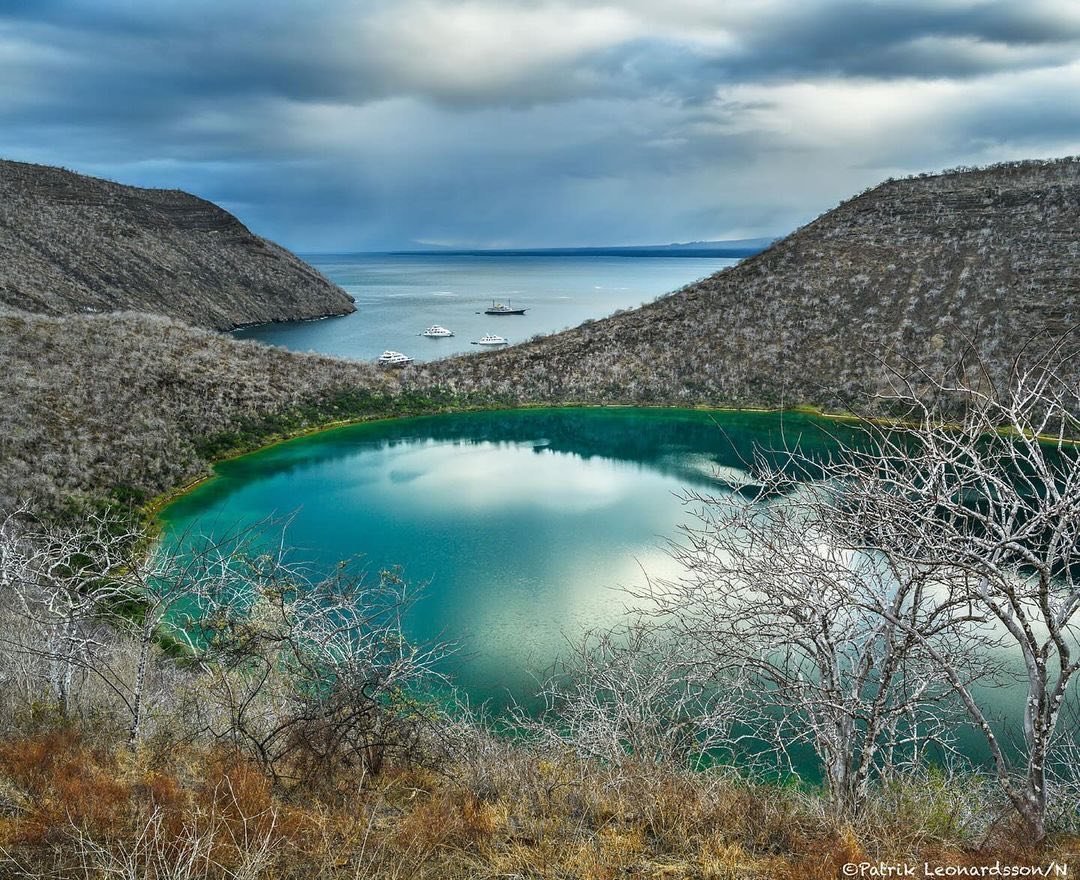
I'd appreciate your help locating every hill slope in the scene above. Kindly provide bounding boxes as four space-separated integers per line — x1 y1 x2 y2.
0 308 401 514
1 159 1077 517
418 158 1079 409
0 160 355 330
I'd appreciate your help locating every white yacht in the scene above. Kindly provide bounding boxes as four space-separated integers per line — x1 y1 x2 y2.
484 300 527 315
473 334 509 346
376 350 414 367
422 325 454 337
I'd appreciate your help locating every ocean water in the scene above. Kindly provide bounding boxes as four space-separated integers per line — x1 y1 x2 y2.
233 253 738 361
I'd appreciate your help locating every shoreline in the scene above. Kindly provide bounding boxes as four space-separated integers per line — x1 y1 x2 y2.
141 400 863 523
143 396 1079 529
227 307 356 333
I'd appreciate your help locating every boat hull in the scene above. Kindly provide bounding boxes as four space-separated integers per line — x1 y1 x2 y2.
376 350 414 367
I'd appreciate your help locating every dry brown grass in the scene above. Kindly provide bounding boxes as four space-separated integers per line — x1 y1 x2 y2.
0 727 1076 879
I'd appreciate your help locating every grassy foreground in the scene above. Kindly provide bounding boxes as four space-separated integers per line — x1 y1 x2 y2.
1 723 1075 879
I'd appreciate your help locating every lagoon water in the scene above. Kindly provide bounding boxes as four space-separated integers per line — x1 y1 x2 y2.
159 407 842 712
159 407 1045 774
233 253 737 361
206 254 1036 770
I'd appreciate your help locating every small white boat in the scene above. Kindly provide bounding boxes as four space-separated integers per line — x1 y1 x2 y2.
376 350 413 367
422 325 454 338
473 334 508 346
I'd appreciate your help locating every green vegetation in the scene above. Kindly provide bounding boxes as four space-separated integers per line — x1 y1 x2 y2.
190 386 504 462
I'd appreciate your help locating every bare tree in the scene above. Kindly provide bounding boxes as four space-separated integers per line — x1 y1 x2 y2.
627 343 1079 835
0 510 245 744
645 477 979 817
814 350 1080 839
0 511 448 781
0 510 146 726
533 617 744 770
175 545 449 785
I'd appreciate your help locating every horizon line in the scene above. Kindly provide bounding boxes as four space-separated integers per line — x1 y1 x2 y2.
297 239 775 258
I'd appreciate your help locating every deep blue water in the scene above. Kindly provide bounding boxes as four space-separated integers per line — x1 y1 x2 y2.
233 253 738 361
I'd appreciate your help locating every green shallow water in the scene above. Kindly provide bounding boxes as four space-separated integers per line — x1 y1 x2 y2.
158 407 851 711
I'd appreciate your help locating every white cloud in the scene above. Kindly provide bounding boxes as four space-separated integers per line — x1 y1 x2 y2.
711 58 1080 159
344 1 646 104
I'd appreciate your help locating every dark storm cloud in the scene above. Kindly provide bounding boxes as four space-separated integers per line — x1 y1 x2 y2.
0 1 1077 248
715 1 1080 80
0 1 630 112
4 2 1077 112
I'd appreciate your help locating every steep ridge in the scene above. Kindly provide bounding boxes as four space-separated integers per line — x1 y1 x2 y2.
417 158 1079 409
0 160 355 330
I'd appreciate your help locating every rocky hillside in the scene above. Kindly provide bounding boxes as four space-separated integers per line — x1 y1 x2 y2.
0 160 355 330
0 308 403 515
417 158 1079 410
1 158 1077 518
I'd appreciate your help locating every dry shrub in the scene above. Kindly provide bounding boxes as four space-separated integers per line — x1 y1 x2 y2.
392 789 502 859
566 825 647 880
124 769 192 845
713 784 810 856
0 730 132 845
696 834 770 880
189 751 307 874
637 774 708 849
777 826 864 880
918 837 1077 874
0 728 1066 880
196 754 275 823
583 768 811 858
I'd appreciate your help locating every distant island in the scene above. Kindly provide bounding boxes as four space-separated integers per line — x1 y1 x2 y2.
379 238 774 258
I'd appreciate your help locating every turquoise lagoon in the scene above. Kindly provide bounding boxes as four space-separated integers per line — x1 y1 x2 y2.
158 407 844 712
158 406 1047 774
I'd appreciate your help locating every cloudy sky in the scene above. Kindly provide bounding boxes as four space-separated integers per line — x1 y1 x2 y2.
1 1 1078 250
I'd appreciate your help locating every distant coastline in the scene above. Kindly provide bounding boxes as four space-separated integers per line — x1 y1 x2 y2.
301 239 774 260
